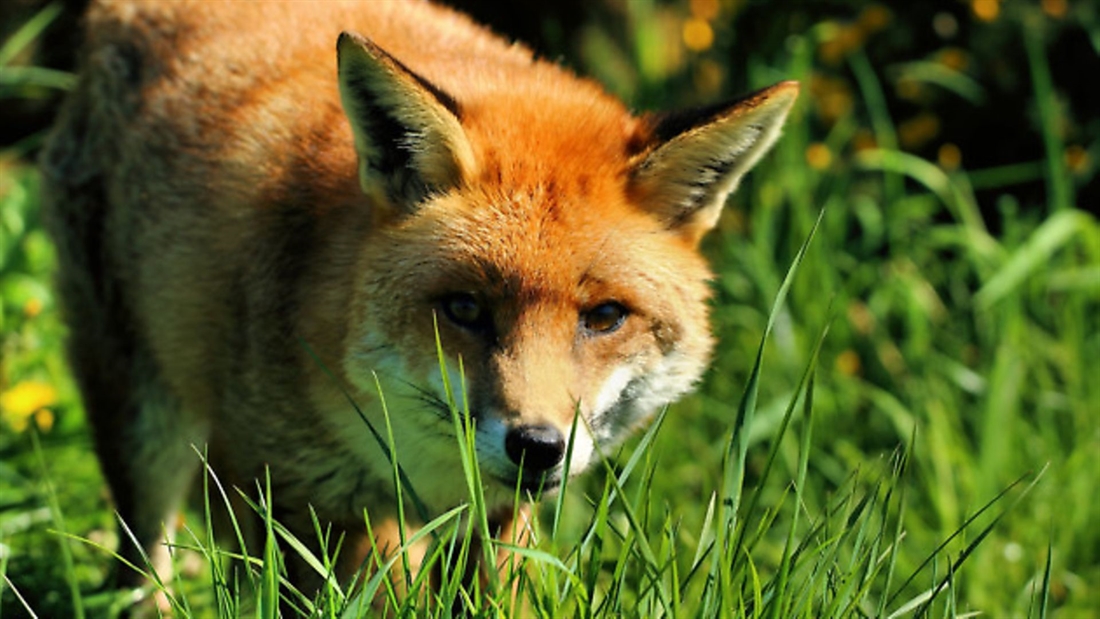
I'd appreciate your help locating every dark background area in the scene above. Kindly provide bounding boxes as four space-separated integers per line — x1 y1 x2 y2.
3 0 1097 217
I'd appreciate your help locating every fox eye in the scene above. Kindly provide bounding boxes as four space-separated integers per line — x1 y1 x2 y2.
442 293 488 330
582 302 628 335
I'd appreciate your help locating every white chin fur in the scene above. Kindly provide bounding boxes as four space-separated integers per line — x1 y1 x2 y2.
592 366 635 420
564 421 596 476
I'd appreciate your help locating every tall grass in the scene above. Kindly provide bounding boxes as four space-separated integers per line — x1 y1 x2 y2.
2 1 1097 617
12 220 1040 618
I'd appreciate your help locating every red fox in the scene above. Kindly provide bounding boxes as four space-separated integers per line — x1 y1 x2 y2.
41 0 797 602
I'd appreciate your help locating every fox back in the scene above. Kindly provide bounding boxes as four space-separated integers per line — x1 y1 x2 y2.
42 0 797 596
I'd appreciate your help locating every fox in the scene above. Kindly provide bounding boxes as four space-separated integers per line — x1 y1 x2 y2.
40 0 797 605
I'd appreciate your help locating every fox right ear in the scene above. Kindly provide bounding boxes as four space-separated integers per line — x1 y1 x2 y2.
337 32 476 211
629 81 798 244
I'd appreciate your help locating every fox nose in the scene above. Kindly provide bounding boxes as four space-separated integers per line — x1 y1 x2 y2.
504 424 565 472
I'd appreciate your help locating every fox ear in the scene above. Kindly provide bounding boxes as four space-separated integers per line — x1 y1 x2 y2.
337 32 475 211
629 81 799 243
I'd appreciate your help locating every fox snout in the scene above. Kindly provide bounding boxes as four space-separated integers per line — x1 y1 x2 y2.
467 388 588 492
504 423 566 472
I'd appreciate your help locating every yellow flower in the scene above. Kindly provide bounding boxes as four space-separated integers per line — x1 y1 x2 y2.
898 113 941 150
23 297 43 318
895 77 925 102
1 381 58 432
847 301 876 335
938 143 962 171
690 0 720 21
1041 0 1067 19
810 74 854 124
818 24 865 66
858 5 892 33
805 143 833 170
937 47 970 72
972 0 999 22
1064 145 1089 174
852 129 877 154
683 18 714 52
835 349 862 376
693 59 724 97
34 409 56 433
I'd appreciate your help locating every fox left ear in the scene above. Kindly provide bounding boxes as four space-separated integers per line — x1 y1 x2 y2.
337 32 476 212
629 81 799 243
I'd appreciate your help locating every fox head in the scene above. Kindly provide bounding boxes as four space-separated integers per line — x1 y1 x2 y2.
333 32 798 507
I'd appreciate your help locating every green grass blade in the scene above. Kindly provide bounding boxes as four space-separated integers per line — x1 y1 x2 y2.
595 448 674 613
769 371 817 619
716 206 825 562
885 468 1028 609
0 573 38 619
193 446 244 616
854 148 988 238
1023 10 1073 211
551 406 584 543
436 328 499 596
258 471 280 619
849 48 902 205
371 370 414 593
0 2 61 67
194 445 256 589
0 66 75 92
909 465 1048 618
974 209 1093 309
706 205 825 617
1037 535 1053 619
876 437 914 618
682 491 717 591
733 312 830 544
342 505 467 617
595 405 669 511
29 429 83 619
890 60 986 105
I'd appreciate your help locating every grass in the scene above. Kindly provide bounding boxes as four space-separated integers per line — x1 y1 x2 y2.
1 1 1098 617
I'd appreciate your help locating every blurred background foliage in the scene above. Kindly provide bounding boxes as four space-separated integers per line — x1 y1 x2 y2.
456 0 1098 212
1 0 1097 616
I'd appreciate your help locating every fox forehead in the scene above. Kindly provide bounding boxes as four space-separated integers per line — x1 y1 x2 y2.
458 89 645 185
371 182 710 311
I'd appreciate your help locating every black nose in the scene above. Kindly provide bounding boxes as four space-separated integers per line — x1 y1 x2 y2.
504 424 565 472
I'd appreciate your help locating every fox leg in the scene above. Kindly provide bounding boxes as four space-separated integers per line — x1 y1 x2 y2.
71 336 207 598
122 383 208 588
42 180 205 599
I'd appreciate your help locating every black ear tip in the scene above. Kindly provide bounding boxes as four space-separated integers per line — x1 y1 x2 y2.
337 31 372 55
765 80 801 105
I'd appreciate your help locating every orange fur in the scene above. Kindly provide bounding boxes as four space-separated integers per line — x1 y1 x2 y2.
41 0 797 605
